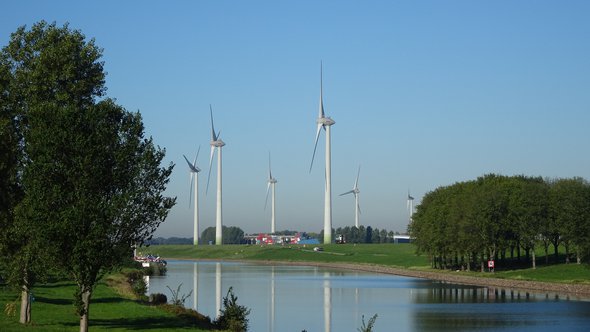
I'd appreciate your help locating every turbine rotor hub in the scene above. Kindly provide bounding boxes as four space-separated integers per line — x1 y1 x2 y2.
317 117 335 126
211 140 225 147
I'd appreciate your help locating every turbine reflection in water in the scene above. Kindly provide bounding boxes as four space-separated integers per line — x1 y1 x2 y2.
146 261 590 332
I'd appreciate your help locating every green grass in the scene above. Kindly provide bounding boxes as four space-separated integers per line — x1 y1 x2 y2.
150 243 590 284
494 263 590 283
0 279 212 331
149 243 430 268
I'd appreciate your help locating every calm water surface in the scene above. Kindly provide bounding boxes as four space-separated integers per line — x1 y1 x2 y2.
147 260 590 331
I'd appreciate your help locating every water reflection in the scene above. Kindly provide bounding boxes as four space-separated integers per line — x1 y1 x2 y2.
147 261 590 332
324 272 331 332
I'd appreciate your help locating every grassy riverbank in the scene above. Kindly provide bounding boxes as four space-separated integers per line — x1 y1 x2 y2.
149 243 590 285
0 274 212 331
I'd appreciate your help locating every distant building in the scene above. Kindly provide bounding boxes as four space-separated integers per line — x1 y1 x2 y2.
393 235 411 244
244 233 316 245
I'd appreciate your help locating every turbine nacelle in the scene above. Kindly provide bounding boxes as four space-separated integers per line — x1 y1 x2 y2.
210 139 225 148
317 116 335 126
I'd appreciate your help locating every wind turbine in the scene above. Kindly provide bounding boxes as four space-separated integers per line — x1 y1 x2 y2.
340 166 361 228
265 152 277 234
207 105 225 245
407 191 415 222
183 146 201 246
310 62 336 244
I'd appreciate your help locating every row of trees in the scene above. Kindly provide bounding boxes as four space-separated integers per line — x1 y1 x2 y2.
409 174 590 271
0 22 175 331
321 226 403 244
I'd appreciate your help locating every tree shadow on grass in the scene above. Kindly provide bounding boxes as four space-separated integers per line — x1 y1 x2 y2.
34 296 71 305
58 316 211 330
36 295 133 307
92 296 130 304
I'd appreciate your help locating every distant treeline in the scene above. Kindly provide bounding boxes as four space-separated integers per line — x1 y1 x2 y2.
149 226 247 245
149 227 405 245
321 226 403 244
409 174 590 271
147 237 193 245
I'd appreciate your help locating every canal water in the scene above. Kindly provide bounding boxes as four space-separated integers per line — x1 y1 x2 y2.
146 260 590 331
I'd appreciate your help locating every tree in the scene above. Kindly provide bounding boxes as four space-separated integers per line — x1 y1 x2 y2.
379 229 387 243
0 22 175 331
201 226 245 245
508 176 548 269
365 226 373 244
550 178 590 263
0 20 106 324
215 287 251 332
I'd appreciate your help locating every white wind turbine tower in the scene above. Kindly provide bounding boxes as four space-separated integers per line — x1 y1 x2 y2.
310 63 336 244
183 146 201 246
340 166 361 228
206 105 225 245
265 152 278 234
407 191 415 222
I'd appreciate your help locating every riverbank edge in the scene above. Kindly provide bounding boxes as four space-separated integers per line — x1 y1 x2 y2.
164 257 590 298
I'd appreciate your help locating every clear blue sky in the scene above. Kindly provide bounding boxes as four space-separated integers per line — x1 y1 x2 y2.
2 1 589 237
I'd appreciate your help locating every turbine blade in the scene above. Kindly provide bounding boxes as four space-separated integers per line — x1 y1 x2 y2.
340 190 354 196
268 151 272 179
210 105 218 141
354 165 361 189
206 146 215 194
183 154 193 168
188 173 194 207
184 154 200 173
193 146 201 166
357 199 362 215
264 182 270 210
309 123 323 172
319 61 325 119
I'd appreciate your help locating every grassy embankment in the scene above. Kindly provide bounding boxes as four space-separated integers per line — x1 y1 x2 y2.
149 243 590 284
0 273 213 331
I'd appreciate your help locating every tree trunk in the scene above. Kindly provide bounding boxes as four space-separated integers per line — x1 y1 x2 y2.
531 247 536 269
552 238 559 263
543 242 549 264
79 289 92 332
480 253 485 272
19 286 31 324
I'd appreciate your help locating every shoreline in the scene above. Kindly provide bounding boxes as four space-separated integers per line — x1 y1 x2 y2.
165 257 590 299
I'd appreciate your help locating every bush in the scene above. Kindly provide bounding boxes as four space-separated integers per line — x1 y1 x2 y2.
214 287 251 332
145 262 167 276
148 293 168 305
124 269 147 297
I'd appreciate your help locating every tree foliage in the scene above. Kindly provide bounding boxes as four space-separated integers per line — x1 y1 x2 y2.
214 287 251 332
201 226 245 245
409 174 590 270
0 21 175 331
